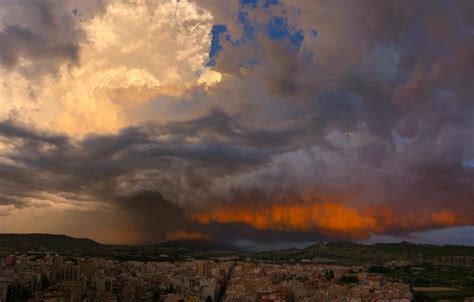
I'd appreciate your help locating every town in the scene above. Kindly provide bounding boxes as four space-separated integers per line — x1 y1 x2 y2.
0 253 414 302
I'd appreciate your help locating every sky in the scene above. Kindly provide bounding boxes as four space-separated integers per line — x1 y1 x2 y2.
0 0 473 248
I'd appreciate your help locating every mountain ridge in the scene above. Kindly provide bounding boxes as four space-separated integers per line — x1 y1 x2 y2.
2 234 474 255
0 233 103 251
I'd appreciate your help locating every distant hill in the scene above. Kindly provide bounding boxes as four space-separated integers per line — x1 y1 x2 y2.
155 238 238 251
0 233 103 251
323 240 474 257
252 240 474 263
3 234 473 260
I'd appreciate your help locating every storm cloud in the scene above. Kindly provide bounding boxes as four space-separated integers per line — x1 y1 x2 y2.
0 0 473 245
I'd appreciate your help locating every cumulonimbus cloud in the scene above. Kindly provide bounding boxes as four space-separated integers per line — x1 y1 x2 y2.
0 0 473 244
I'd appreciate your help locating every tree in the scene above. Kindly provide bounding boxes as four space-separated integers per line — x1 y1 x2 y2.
325 269 334 280
339 275 359 284
152 290 160 302
413 291 432 302
40 275 50 289
13 288 32 302
165 285 175 294
368 265 386 273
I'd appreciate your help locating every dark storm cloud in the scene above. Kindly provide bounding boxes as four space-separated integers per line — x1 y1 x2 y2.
0 119 69 145
0 0 107 74
203 0 474 143
0 109 305 209
117 191 189 244
0 111 319 242
0 24 79 69
227 1 471 154
193 221 330 244
1 0 474 243
114 190 330 244
184 0 474 238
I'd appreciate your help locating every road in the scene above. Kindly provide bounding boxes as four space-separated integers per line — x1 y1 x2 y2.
216 262 235 302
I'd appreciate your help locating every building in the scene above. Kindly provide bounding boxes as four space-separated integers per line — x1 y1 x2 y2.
0 281 9 302
196 261 212 278
4 256 16 267
79 260 94 279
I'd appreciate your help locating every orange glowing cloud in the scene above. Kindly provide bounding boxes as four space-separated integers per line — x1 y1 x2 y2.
165 230 209 241
190 193 471 239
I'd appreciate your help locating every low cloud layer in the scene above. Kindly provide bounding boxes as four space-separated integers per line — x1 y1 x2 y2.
0 0 473 245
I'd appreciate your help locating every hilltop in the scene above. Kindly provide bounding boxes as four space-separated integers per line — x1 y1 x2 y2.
0 233 103 251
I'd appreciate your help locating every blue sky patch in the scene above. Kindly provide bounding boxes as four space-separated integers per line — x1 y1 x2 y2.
206 1 307 68
207 24 228 66
240 0 280 8
289 30 304 48
263 0 279 8
463 160 474 168
240 0 258 8
237 11 256 39
267 16 304 48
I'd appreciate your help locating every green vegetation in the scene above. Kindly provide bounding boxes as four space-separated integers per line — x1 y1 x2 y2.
250 241 474 265
339 275 359 284
369 264 474 301
324 269 334 280
250 241 474 300
370 265 474 288
414 289 474 302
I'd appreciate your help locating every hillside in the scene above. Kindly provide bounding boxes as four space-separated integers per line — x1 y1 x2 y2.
251 241 474 263
0 233 103 251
